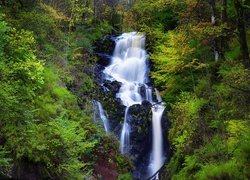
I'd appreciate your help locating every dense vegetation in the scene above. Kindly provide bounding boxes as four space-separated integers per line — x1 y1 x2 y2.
0 0 249 179
122 0 250 179
0 0 131 179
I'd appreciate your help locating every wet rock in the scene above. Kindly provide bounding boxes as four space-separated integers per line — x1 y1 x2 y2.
141 100 151 107
161 108 170 160
128 103 152 164
94 64 105 85
103 80 121 94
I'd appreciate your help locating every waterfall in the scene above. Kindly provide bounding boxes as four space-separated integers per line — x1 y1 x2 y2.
120 107 130 153
145 86 153 103
149 89 166 176
97 101 110 133
93 100 110 133
103 32 147 154
155 88 162 102
103 32 166 177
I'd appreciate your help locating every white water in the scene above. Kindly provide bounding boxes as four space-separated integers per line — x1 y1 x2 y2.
211 15 215 25
150 89 165 176
215 50 219 62
97 101 110 133
120 107 130 153
94 101 110 133
103 32 165 176
103 32 147 154
155 88 162 103
145 86 153 103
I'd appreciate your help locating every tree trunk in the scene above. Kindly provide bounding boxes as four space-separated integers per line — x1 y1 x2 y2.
210 0 216 25
209 0 219 61
220 0 227 60
234 0 250 68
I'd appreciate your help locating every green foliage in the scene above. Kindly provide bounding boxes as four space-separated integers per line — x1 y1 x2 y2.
0 1 115 177
124 0 250 179
226 120 248 152
123 0 178 32
212 61 250 119
194 160 243 180
0 22 44 124
94 135 133 178
169 92 207 152
1 0 250 178
100 135 133 173
0 18 8 56
5 117 96 178
118 173 133 180
171 155 201 180
0 146 11 176
149 28 209 107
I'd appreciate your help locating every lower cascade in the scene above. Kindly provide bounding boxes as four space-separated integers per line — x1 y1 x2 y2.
96 32 167 178
150 99 166 176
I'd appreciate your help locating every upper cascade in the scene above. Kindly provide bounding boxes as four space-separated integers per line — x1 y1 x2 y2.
103 32 148 107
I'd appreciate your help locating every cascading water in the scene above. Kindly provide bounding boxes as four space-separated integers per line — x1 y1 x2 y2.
103 32 147 154
149 89 166 177
145 86 153 103
102 32 166 178
93 100 110 133
120 107 130 153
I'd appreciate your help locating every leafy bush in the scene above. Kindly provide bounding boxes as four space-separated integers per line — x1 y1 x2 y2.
194 161 243 180
0 146 11 177
169 92 207 152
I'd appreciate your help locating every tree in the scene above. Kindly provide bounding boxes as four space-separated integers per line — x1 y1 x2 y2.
220 0 227 60
234 0 250 68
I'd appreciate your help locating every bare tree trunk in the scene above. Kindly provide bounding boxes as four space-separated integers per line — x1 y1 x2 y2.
234 0 250 68
209 0 219 61
210 0 216 25
220 0 227 60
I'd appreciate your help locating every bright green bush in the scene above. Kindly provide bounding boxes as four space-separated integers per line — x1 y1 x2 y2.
194 160 243 180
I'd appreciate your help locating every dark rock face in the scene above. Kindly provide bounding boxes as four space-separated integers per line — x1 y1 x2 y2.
94 35 115 66
128 102 152 164
11 160 48 180
161 108 170 161
103 80 122 94
94 64 105 85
